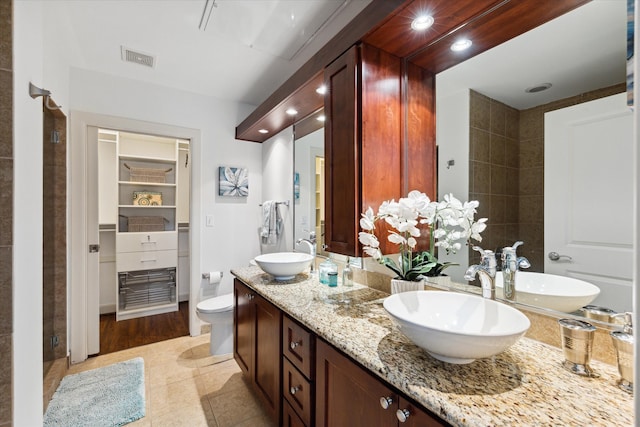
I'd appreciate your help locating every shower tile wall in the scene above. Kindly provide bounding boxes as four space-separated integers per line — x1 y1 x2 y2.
42 107 67 369
0 0 12 425
469 90 520 265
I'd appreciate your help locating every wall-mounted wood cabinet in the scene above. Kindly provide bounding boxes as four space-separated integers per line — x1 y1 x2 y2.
323 44 436 256
323 44 402 256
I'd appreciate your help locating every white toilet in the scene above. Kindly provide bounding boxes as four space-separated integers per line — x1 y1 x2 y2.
196 293 234 356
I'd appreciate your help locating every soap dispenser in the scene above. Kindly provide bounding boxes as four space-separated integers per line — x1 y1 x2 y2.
610 312 633 393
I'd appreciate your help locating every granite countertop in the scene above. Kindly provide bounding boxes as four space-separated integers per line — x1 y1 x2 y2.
231 266 634 427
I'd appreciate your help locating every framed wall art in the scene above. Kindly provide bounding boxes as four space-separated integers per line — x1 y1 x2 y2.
219 166 249 197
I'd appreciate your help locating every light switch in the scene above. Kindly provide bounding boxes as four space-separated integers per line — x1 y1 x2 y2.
206 215 214 227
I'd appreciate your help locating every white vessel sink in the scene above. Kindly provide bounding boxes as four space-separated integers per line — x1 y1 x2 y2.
254 252 314 281
383 291 530 364
495 272 600 313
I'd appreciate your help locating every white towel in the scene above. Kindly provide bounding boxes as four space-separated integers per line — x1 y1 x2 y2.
261 201 283 245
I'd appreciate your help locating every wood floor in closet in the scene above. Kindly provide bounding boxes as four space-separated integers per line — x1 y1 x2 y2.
98 301 190 355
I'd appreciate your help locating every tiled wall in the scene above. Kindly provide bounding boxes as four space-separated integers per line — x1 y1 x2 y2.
0 0 13 425
469 84 625 270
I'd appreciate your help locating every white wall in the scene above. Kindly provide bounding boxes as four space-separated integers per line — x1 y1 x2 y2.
13 1 46 424
435 89 471 282
261 127 294 254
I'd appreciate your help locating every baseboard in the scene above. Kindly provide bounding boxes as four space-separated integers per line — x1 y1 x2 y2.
100 303 116 315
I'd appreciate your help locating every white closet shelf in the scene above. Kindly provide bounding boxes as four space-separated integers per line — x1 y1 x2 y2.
118 205 177 209
119 154 176 162
119 181 176 187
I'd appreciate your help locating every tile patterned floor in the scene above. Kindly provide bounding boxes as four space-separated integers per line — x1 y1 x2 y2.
66 334 276 427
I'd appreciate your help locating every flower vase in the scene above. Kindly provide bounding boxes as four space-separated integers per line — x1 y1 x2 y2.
390 278 425 294
424 275 452 290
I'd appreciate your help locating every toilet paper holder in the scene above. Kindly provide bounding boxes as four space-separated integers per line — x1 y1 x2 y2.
202 272 224 280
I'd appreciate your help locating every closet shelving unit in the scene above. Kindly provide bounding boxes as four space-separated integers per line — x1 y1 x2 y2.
115 132 179 320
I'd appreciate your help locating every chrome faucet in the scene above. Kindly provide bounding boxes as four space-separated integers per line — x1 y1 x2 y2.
501 241 531 301
296 231 317 274
464 246 497 300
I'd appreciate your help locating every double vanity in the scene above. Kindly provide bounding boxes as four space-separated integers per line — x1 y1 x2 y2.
231 265 633 426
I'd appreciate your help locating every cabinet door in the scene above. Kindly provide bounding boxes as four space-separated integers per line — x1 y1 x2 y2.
397 397 448 427
254 293 282 424
324 45 359 256
316 339 397 427
233 279 253 376
323 44 404 257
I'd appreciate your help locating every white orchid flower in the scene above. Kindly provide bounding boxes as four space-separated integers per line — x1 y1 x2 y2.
387 232 406 245
363 246 382 260
358 232 379 248
360 207 376 231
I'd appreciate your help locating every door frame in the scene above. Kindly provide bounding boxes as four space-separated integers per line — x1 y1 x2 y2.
69 111 201 363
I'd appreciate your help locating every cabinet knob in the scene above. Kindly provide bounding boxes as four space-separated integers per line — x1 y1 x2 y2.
379 396 394 410
246 293 254 300
290 385 301 395
396 409 411 423
290 340 301 350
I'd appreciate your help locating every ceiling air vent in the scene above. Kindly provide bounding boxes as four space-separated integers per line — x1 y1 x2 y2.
121 46 155 68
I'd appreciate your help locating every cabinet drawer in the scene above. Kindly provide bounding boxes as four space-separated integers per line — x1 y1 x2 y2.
117 232 177 253
116 249 177 272
283 315 315 379
283 358 312 426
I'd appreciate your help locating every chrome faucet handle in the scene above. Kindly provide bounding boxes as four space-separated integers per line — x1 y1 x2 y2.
517 257 531 269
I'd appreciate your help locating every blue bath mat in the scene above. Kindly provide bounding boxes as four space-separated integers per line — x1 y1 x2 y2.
44 357 145 427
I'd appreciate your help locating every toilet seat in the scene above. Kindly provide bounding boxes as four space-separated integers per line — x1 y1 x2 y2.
196 293 234 314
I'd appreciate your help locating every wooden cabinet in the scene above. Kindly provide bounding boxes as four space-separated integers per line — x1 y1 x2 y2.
233 279 282 424
233 279 447 427
316 339 447 427
323 44 436 256
323 43 402 256
282 315 315 426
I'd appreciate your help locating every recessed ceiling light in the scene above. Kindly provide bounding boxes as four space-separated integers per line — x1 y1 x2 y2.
525 83 553 93
317 115 326 122
411 15 434 31
450 39 472 52
316 85 327 95
258 129 269 134
286 108 298 116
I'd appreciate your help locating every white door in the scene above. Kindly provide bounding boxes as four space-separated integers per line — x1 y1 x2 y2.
545 93 633 312
87 126 101 354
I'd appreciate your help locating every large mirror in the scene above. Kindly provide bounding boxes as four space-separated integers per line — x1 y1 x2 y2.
434 0 631 317
293 112 326 257
293 0 631 319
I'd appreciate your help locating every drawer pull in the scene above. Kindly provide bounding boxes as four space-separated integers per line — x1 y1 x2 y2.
141 258 157 262
290 385 301 395
290 340 301 350
141 241 157 245
396 409 411 423
379 396 393 410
